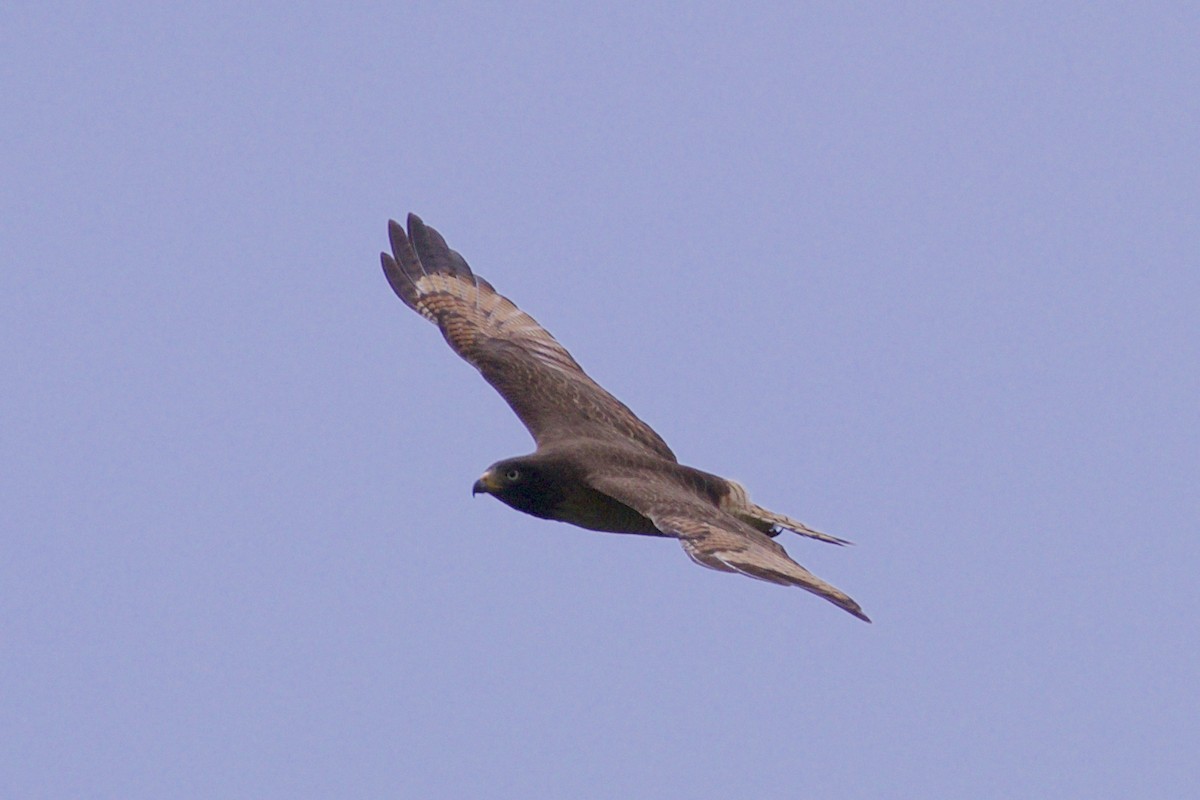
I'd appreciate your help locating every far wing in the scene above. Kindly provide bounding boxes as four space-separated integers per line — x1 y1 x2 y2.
381 214 675 461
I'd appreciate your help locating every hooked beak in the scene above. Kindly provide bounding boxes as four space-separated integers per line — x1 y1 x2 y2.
472 470 500 496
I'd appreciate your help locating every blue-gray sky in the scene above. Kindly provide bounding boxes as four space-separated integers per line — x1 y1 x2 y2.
3 2 1197 797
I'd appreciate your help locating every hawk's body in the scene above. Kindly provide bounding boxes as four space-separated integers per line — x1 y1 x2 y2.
382 214 869 621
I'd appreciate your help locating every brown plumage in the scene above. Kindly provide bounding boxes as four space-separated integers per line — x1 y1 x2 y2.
381 214 869 622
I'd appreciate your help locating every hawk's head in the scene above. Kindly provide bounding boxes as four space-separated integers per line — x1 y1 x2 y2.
472 457 565 519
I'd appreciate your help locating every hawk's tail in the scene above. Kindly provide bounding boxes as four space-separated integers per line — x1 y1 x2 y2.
715 480 851 545
735 503 852 546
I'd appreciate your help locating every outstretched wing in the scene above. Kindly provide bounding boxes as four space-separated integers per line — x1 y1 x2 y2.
586 471 870 622
381 214 675 460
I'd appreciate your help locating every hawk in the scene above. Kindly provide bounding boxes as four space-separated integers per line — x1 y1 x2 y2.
381 214 869 621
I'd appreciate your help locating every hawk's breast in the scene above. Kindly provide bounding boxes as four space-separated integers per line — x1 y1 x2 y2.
552 484 663 536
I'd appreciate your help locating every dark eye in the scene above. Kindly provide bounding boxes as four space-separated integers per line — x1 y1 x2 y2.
505 469 521 481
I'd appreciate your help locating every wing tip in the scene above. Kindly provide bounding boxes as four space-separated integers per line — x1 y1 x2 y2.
403 213 474 278
380 250 418 307
846 604 872 623
387 219 406 257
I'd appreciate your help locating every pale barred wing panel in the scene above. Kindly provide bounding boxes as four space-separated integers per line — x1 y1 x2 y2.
381 215 676 461
585 471 870 622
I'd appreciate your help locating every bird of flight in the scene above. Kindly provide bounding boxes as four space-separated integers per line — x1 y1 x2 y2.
381 214 869 621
